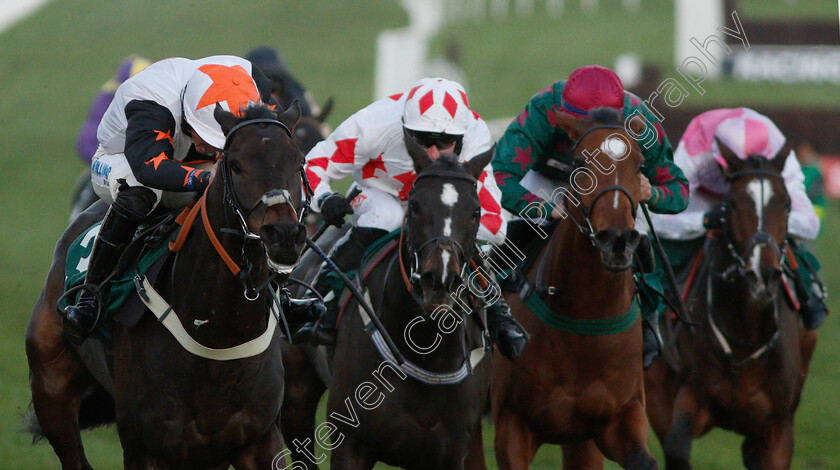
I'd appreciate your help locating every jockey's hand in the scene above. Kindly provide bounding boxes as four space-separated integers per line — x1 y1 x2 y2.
191 170 212 194
703 202 725 229
320 192 354 227
639 174 652 202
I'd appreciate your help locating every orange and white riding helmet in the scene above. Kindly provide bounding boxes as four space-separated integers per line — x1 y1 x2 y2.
182 62 261 150
402 78 471 136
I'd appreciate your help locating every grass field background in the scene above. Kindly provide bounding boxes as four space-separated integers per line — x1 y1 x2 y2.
0 0 837 468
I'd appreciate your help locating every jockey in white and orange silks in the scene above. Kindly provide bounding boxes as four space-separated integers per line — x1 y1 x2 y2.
647 108 827 329
296 78 528 359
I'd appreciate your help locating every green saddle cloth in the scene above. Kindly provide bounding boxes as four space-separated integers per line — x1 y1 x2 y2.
61 222 172 340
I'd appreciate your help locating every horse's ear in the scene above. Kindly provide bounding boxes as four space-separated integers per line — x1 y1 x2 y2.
627 115 647 137
715 137 744 175
552 108 582 141
770 142 792 174
403 127 432 172
465 144 495 180
278 99 302 131
214 103 238 136
317 97 335 123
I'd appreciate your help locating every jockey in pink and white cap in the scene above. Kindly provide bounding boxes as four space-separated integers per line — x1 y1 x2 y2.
647 107 819 241
647 107 827 330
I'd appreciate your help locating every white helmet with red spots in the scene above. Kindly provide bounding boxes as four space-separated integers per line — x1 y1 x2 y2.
402 78 471 136
182 61 261 150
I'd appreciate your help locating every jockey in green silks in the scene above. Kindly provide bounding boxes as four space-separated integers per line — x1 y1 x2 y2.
491 65 689 369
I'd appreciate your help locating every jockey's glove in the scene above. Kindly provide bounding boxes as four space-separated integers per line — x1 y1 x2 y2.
702 202 725 230
320 192 354 227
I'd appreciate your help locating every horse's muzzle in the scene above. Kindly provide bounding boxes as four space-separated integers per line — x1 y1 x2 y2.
259 222 307 272
593 228 640 272
745 266 782 303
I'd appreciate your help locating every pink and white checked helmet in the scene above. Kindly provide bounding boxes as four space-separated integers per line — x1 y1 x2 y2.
402 78 471 135
710 108 787 167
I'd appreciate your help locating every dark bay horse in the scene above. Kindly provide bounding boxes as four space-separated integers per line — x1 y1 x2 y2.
644 141 819 470
26 102 308 469
307 136 495 469
492 108 657 469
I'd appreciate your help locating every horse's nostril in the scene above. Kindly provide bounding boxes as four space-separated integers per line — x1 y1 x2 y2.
294 224 306 245
762 267 781 287
593 230 615 251
626 229 641 251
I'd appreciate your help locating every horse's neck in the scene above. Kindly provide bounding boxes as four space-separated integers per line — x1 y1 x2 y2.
170 191 271 343
539 221 634 315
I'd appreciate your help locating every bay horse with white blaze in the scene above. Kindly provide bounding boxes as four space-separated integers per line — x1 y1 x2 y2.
644 140 819 470
26 102 308 469
319 134 494 469
492 108 657 469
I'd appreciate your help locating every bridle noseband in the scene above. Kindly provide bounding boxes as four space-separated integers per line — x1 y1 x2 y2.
218 117 314 295
221 117 313 240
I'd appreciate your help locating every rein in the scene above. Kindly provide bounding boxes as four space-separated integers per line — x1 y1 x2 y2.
170 117 311 298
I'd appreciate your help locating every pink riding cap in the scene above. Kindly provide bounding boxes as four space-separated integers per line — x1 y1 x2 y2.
681 107 787 168
560 65 625 117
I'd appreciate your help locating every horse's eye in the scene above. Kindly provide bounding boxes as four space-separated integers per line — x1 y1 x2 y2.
229 159 243 174
409 200 421 215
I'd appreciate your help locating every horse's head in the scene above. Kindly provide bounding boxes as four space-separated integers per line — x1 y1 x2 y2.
213 101 308 274
402 129 493 311
553 107 644 271
292 97 334 154
716 138 791 302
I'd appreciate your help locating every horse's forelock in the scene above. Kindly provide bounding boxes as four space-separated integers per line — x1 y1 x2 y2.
239 102 279 122
588 107 621 125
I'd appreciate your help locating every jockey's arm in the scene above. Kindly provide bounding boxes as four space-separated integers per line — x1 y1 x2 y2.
304 107 373 211
493 88 561 220
643 142 707 240
463 120 507 245
124 100 210 193
631 100 689 215
783 149 821 240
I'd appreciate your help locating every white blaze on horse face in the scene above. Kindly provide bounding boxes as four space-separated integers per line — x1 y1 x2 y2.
441 183 459 207
747 178 774 279
747 179 774 230
613 173 620 209
440 250 451 284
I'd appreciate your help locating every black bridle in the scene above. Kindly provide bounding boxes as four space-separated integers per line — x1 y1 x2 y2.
403 169 480 292
716 168 788 281
221 117 313 238
218 117 314 297
562 124 638 246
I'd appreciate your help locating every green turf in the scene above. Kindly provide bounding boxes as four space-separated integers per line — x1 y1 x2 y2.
0 0 837 468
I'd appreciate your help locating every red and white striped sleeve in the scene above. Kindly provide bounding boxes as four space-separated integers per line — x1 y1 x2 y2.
304 110 371 211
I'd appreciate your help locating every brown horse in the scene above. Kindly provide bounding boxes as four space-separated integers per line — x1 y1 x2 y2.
491 108 657 469
284 135 495 470
644 142 819 470
26 102 308 469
